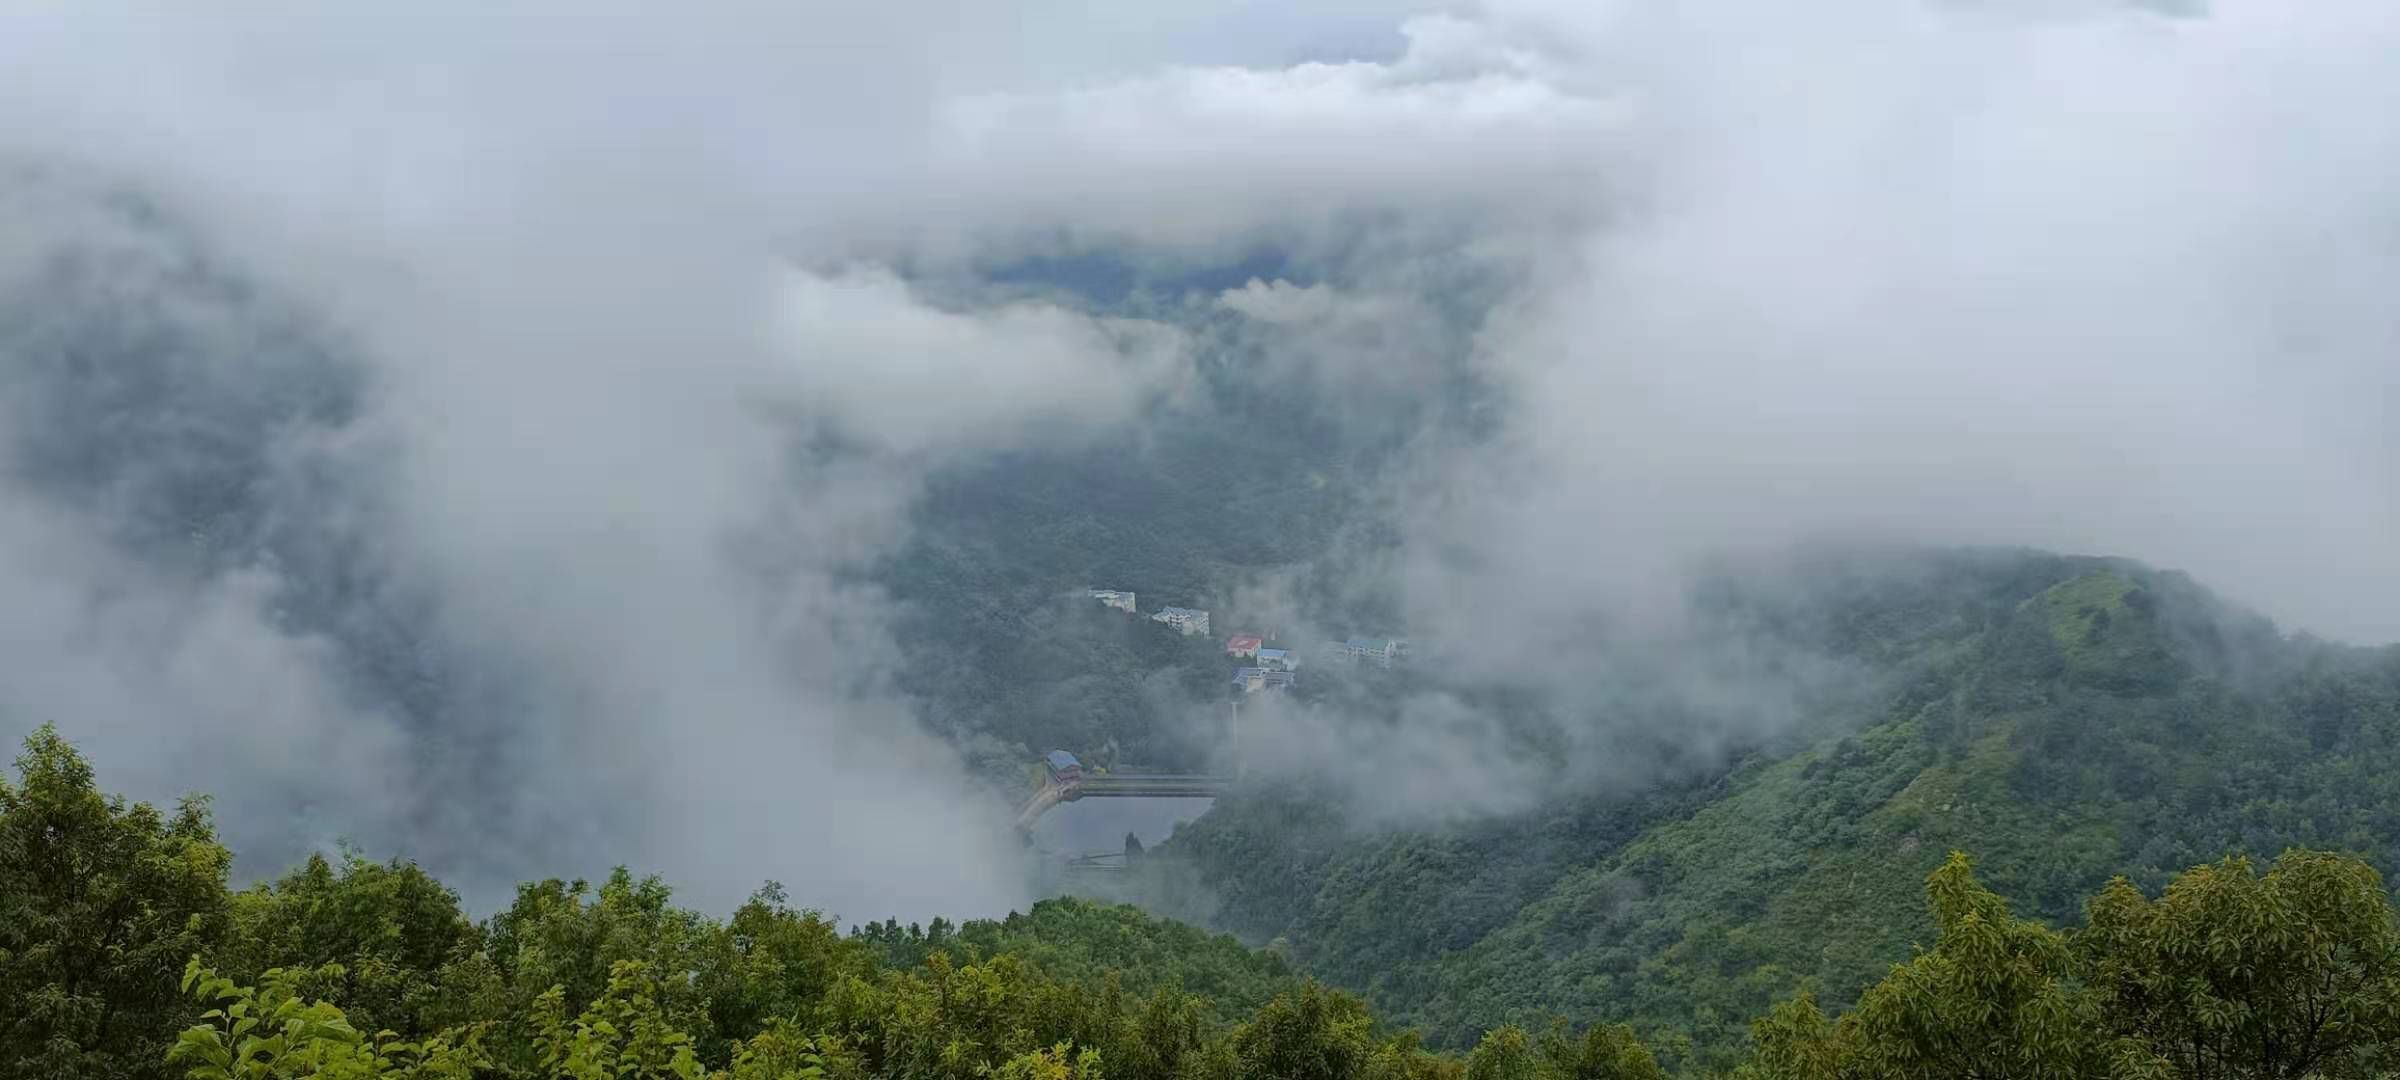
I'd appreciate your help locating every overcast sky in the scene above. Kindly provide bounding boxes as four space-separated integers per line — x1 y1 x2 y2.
0 0 2394 914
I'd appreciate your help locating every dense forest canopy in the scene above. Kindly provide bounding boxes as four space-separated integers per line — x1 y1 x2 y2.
12 726 2400 1079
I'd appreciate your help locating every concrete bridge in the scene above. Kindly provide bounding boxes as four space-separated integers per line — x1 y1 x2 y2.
1014 768 1229 831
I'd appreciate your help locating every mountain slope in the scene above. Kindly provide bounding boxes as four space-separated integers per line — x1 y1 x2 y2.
1148 553 2400 1069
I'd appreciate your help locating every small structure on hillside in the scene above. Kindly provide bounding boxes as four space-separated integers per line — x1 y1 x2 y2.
1087 589 1137 613
1230 666 1267 693
1154 607 1211 636
1257 647 1296 671
1225 633 1264 658
1342 637 1401 668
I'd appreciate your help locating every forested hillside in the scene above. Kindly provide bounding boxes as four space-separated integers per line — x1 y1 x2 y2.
14 721 2400 1080
876 298 1447 776
1148 553 2400 1069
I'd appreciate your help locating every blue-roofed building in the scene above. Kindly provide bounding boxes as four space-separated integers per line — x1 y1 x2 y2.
1256 647 1296 671
1230 666 1267 693
1044 750 1083 784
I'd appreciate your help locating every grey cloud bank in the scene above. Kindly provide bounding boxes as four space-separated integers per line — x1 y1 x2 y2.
0 0 2393 909
1432 0 2400 646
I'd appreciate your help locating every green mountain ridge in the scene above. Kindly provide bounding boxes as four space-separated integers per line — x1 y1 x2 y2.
13 548 2400 1079
1147 553 2400 1070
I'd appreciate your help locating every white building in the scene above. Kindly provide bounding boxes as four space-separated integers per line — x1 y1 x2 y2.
1088 589 1137 613
1154 606 1211 636
1341 637 1401 668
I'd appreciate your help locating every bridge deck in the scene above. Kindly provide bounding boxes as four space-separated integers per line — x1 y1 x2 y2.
1016 771 1230 830
1069 775 1225 798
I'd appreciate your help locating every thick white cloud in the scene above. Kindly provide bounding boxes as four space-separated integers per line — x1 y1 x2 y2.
0 491 410 867
1410 0 2400 647
0 5 1220 916
1 0 2396 904
774 268 1188 455
1214 278 1456 407
907 14 1623 257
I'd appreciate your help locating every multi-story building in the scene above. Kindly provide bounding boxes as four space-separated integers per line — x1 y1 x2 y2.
1153 607 1211 636
1342 637 1401 667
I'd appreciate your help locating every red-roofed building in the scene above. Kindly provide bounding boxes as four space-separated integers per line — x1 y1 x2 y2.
1225 634 1264 658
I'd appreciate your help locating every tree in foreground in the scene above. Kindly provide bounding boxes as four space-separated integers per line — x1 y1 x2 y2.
1745 848 2400 1080
1464 1022 1664 1080
23 723 2400 1080
0 725 231 1080
168 960 480 1079
172 958 845 1080
2081 851 2400 1080
1747 852 2156 1080
1534 1021 1665 1080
